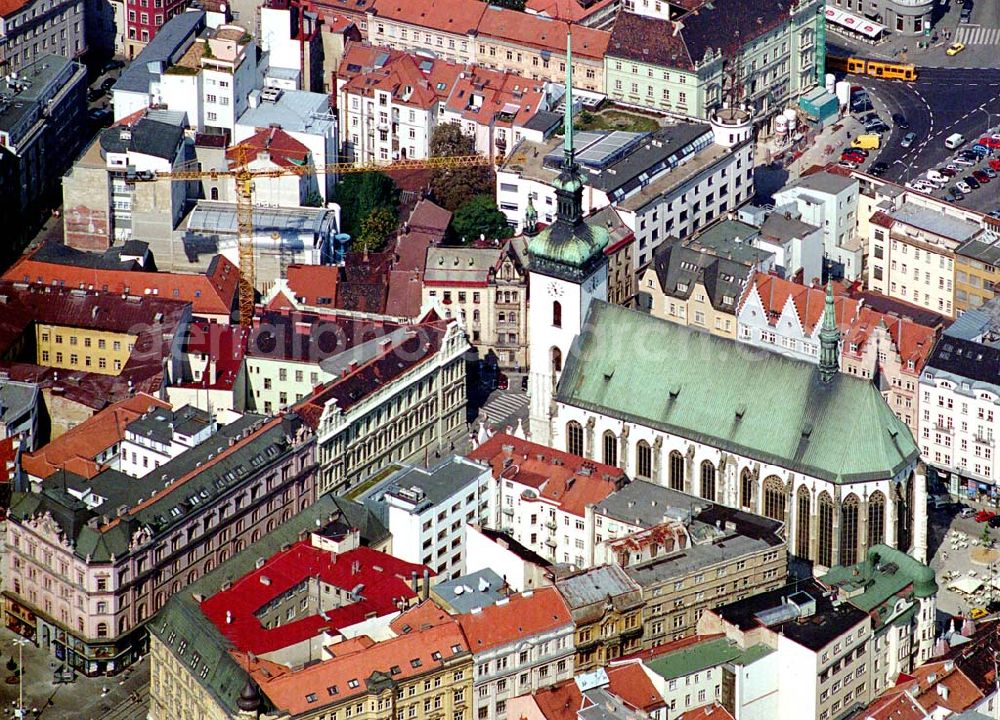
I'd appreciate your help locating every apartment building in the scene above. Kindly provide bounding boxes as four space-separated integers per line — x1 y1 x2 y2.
422 241 529 369
167 321 249 413
468 434 624 568
773 171 864 281
459 588 576 720
919 326 1000 496
954 230 1000 314
356 455 495 579
699 580 874 720
296 311 469 495
498 117 753 270
553 564 644 671
117 405 215 477
336 43 551 165
0 55 87 252
61 113 190 249
5 412 317 675
509 669 665 720
0 0 86 72
639 242 751 339
867 204 979 319
606 0 823 128
123 0 190 56
21 394 170 483
738 272 938 437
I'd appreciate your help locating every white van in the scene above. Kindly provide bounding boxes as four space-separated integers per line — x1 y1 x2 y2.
946 133 965 149
926 169 946 184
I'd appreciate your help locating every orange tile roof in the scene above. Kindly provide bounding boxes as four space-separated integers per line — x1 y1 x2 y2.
677 703 736 720
863 691 929 720
468 434 623 517
284 264 340 306
0 0 29 16
457 587 572 652
444 67 548 130
251 618 469 715
389 599 454 633
21 393 170 480
372 0 488 35
907 661 984 714
524 0 616 22
227 127 311 170
606 663 666 712
477 8 609 60
338 44 460 110
532 680 583 720
5 254 239 318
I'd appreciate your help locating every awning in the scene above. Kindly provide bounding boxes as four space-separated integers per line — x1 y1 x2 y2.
949 577 984 594
825 7 886 38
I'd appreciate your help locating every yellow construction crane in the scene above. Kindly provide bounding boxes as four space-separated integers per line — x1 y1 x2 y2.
155 153 499 326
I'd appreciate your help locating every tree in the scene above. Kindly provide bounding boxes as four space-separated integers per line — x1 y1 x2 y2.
428 124 496 212
302 188 324 208
336 172 400 238
356 206 398 253
448 195 513 245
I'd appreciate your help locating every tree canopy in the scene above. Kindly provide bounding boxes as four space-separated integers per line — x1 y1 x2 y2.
428 123 496 212
336 172 400 239
356 206 398 253
448 195 514 245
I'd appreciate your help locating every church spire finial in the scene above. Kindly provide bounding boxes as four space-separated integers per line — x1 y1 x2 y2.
818 281 840 383
563 25 574 167
523 195 538 236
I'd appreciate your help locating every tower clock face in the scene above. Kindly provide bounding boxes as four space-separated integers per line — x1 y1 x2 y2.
547 281 564 297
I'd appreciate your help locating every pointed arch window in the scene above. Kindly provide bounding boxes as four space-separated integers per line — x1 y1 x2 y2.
796 486 811 558
669 451 684 491
602 431 618 467
552 301 562 328
818 492 835 567
762 476 785 521
636 441 652 479
740 469 754 509
868 491 886 548
700 461 716 502
840 494 859 566
566 421 583 457
551 346 562 373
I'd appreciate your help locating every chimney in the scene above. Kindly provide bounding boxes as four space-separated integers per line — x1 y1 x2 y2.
937 683 949 700
423 568 430 601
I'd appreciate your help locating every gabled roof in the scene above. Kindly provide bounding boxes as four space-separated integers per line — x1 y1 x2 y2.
371 0 488 35
457 587 572 652
477 8 609 61
227 127 311 169
651 242 749 312
605 664 666 712
558 302 919 484
863 691 929 720
21 394 170 479
607 12 693 69
99 118 185 161
5 253 239 318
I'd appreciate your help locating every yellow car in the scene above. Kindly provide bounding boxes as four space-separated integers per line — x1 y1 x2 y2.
946 42 966 56
970 607 988 620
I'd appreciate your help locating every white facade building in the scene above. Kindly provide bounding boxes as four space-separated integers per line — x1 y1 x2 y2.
772 171 863 281
118 405 216 478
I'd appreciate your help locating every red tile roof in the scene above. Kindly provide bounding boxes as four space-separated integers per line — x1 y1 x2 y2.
249 616 469 715
172 322 248 391
468 434 623 517
891 660 984 714
0 436 19 484
5 253 239 319
338 44 459 110
606 663 666 712
284 264 340 306
457 587 572 652
525 0 616 22
863 691 929 720
227 128 312 170
740 272 937 375
22 393 170 479
677 703 736 720
532 680 583 720
201 541 429 654
371 0 488 35
477 8 609 61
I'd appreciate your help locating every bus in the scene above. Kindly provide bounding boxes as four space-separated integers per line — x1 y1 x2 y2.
826 55 918 82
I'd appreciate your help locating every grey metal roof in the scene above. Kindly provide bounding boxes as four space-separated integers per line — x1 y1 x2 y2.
579 686 649 720
650 242 750 312
592 479 708 528
554 564 641 610
237 90 336 135
760 212 820 243
114 10 206 93
360 456 488 515
187 201 336 235
126 405 211 444
684 219 774 267
0 380 38 425
432 569 507 614
522 110 561 134
890 203 981 243
99 118 184 161
0 54 80 135
957 234 1000 266
781 171 856 196
424 246 500 284
944 296 1000 347
625 532 775 587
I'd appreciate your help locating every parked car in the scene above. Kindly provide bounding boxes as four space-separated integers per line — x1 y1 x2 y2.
841 153 865 164
837 160 859 169
974 170 991 183
980 136 1000 149
948 187 965 202
901 131 918 148
971 143 990 156
86 87 105 103
957 181 973 193
975 509 996 523
990 514 1000 528
101 58 126 75
869 161 888 176
985 167 998 178
990 158 1000 171
960 506 976 518
946 42 966 56
848 147 870 157
971 607 989 620
939 167 958 177
892 113 909 128
961 6 972 22
965 175 981 189
911 181 936 193
954 157 976 167
497 373 509 390
100 77 116 92
520 375 528 391
87 107 112 127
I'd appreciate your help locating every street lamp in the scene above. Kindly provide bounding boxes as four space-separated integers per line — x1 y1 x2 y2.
11 637 29 720
982 108 993 136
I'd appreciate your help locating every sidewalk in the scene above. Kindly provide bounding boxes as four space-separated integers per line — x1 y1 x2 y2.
753 111 864 184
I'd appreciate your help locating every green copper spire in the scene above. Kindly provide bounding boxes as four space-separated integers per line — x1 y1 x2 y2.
523 195 538 236
563 27 573 165
819 281 840 383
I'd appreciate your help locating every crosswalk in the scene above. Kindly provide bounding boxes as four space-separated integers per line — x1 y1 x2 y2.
955 25 1000 45
479 392 528 424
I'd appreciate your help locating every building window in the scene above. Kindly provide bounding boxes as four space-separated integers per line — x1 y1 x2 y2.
796 486 811 558
840 494 859 566
740 468 754 509
551 347 562 373
818 492 834 567
700 461 716 501
552 300 562 328
567 422 584 457
603 431 618 467
636 441 652 479
97 622 108 637
762 475 785 521
669 451 684 491
868 490 886 547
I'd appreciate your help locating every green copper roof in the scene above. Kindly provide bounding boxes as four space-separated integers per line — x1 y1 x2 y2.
645 637 773 680
821 544 937 612
556 303 919 484
528 219 610 277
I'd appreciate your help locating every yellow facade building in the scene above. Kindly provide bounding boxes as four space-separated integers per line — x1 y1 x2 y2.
35 323 135 375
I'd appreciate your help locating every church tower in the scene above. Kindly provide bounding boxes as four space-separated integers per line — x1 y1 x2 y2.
526 28 610 446
818 281 840 383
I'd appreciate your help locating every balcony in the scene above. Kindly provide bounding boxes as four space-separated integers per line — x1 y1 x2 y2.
502 506 514 516
545 520 557 530
974 434 995 447
545 537 557 547
935 423 954 435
